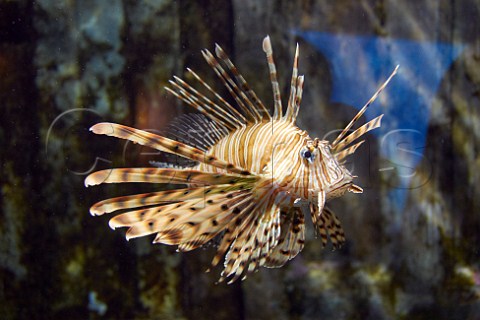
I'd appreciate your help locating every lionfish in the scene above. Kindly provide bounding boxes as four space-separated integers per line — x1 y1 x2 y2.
85 36 397 283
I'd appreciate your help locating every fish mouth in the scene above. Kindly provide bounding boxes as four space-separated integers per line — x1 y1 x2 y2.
326 182 353 198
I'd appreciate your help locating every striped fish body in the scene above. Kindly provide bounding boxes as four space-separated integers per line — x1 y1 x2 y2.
197 120 353 202
86 36 397 283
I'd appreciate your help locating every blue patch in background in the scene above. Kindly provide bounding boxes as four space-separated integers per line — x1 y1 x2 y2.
297 31 465 210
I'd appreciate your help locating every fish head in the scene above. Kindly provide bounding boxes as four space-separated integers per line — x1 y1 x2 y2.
296 137 362 201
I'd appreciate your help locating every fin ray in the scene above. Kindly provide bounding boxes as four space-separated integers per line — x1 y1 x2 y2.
89 123 251 175
332 115 383 153
166 78 240 130
215 44 270 121
90 184 234 216
335 140 365 161
264 208 305 268
85 168 258 187
285 43 299 122
262 36 283 119
202 49 257 123
165 113 228 152
332 65 398 148
186 67 247 124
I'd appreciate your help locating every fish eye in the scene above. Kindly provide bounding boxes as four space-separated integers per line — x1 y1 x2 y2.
300 147 314 161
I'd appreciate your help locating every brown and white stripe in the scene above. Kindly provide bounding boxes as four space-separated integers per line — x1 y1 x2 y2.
86 36 397 283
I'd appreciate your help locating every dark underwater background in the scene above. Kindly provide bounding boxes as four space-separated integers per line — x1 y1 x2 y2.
1 0 480 319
